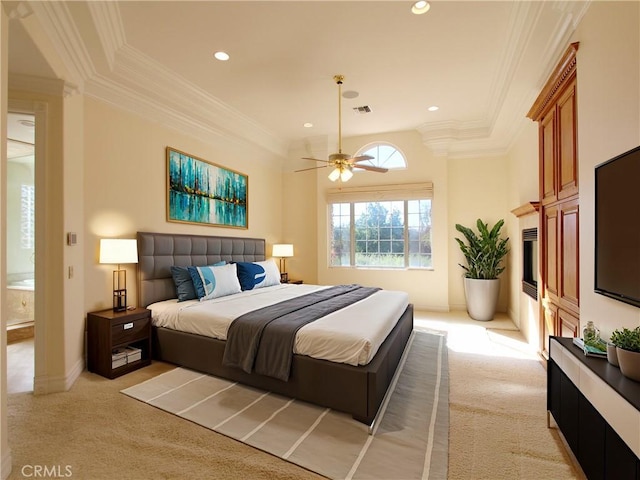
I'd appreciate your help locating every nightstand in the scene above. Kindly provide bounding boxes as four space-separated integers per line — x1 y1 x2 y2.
287 279 304 285
87 307 152 379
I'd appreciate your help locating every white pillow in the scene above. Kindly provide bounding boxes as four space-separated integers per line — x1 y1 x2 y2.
235 259 281 290
194 263 241 301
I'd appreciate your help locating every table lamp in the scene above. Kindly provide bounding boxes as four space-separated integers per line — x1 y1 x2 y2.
272 244 294 283
99 238 138 312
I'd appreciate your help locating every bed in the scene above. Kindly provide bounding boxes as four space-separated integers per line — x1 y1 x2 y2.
137 231 414 426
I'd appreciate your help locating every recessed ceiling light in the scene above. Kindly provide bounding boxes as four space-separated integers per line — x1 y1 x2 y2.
214 51 230 61
303 123 313 128
428 105 439 112
342 90 359 99
411 1 431 15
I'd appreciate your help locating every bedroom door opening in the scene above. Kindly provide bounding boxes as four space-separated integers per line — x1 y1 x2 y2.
6 111 36 393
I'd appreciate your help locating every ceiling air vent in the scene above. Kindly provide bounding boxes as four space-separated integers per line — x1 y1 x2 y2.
352 106 372 114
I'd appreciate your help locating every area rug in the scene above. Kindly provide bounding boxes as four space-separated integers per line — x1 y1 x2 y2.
122 330 449 480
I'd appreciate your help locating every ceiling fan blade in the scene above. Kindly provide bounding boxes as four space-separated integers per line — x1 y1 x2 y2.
354 164 389 173
302 157 329 163
350 155 375 163
295 165 328 173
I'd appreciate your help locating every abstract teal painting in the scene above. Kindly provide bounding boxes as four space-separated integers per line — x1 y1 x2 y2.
167 147 248 228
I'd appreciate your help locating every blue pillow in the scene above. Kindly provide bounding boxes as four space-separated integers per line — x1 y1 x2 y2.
172 262 225 302
235 260 281 291
170 266 197 302
188 263 240 300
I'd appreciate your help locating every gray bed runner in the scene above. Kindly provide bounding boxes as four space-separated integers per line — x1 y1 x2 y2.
222 284 380 381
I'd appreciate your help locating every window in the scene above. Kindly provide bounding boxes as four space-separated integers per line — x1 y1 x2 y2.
20 184 35 249
355 143 407 170
328 183 432 268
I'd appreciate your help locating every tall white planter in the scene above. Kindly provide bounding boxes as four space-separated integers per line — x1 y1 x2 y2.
463 278 500 321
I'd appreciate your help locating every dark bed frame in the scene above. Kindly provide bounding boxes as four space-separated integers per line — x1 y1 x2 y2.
137 231 414 425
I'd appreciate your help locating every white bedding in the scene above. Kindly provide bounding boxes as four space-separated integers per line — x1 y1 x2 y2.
148 283 409 366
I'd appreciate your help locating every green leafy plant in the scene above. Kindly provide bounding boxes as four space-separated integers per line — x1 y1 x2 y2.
610 327 640 352
455 219 510 279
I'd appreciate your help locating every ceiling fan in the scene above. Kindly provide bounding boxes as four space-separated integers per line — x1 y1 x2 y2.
296 75 389 182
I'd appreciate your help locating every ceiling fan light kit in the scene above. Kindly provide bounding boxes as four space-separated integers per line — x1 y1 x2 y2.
296 75 389 183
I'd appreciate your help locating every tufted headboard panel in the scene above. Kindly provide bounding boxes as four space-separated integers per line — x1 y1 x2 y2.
137 231 266 307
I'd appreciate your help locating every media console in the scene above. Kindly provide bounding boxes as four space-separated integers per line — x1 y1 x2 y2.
548 337 640 479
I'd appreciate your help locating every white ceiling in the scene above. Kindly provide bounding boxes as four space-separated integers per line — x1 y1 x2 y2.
6 1 590 159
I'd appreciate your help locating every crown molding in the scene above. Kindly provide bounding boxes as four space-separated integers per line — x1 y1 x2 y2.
31 2 287 160
8 73 78 97
483 1 544 131
28 1 94 86
419 0 590 158
27 0 591 161
87 1 125 71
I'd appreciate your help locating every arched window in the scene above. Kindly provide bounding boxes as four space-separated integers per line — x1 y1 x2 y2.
354 143 407 170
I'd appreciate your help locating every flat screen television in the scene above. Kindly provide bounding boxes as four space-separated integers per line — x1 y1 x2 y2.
594 145 640 308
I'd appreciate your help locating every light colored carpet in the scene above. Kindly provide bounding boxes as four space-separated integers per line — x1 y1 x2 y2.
6 310 581 479
122 331 449 480
417 312 582 479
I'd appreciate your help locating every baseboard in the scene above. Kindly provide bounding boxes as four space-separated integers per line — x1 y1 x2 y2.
1 448 12 480
33 358 84 395
413 303 451 313
65 358 84 390
448 303 467 311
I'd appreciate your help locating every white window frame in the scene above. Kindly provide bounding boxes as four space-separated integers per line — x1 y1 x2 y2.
354 142 408 171
327 183 433 270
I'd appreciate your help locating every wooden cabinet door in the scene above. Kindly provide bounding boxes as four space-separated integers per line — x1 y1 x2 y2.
559 199 579 312
542 301 558 357
558 308 579 338
557 78 578 200
540 109 557 205
543 205 559 300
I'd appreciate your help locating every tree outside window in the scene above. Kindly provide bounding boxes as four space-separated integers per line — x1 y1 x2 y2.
330 199 432 268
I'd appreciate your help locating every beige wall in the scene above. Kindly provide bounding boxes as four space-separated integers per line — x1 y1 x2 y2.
83 97 286 313
286 129 514 313
63 92 85 379
305 130 453 311
506 121 540 345
447 154 511 312
572 1 640 339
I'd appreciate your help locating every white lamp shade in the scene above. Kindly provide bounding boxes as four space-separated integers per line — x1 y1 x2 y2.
328 168 341 182
340 167 353 182
99 239 138 264
272 244 294 258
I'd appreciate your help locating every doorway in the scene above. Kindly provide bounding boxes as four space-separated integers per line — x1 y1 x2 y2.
6 112 35 393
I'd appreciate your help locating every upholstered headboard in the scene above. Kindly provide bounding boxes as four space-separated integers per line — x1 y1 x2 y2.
137 231 266 307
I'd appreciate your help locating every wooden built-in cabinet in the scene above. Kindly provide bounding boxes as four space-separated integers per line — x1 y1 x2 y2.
528 42 580 357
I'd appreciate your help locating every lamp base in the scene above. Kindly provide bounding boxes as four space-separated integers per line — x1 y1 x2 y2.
113 289 127 312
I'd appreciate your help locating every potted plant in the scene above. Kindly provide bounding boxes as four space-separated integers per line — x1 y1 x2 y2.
610 327 640 381
455 219 509 321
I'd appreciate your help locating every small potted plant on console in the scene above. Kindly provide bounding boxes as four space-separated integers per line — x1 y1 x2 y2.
610 326 640 381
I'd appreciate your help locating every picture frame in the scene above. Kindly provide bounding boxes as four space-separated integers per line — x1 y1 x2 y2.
166 147 248 229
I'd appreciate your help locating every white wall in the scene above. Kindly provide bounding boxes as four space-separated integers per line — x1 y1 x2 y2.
573 1 640 339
